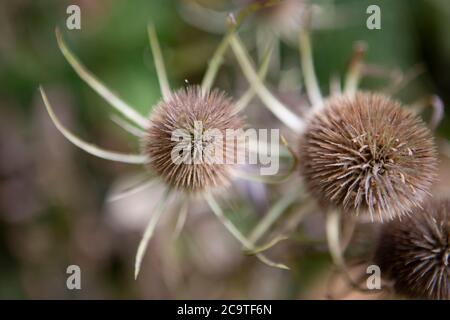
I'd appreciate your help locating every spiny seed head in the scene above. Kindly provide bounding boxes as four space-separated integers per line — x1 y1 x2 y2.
299 92 437 221
374 199 450 300
144 86 244 193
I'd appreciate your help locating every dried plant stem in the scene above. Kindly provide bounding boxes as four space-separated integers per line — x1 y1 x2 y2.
110 114 146 137
248 188 301 244
201 32 233 93
299 30 323 109
107 178 157 202
234 45 273 113
326 210 348 268
329 74 342 96
384 64 424 95
344 42 367 97
148 24 172 101
326 265 371 299
429 96 444 130
235 135 298 184
410 95 444 131
230 34 305 133
340 216 357 252
244 235 288 255
40 87 148 164
135 189 171 279
279 199 314 235
204 192 289 270
325 209 371 292
246 138 291 158
246 137 292 158
256 26 279 74
55 28 148 129
172 197 189 240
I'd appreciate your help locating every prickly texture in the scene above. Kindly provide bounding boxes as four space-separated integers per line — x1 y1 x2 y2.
299 92 437 221
144 86 244 193
374 199 450 300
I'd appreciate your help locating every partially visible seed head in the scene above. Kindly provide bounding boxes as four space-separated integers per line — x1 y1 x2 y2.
374 199 450 300
299 92 437 221
144 86 244 193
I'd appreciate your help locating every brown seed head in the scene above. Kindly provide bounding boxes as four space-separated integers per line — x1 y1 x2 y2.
299 92 437 221
374 199 450 300
144 86 244 193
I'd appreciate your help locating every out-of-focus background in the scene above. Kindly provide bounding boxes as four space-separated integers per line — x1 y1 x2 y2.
0 0 449 299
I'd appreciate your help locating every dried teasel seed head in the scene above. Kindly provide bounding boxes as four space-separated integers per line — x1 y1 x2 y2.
299 92 437 221
144 86 244 193
374 199 450 300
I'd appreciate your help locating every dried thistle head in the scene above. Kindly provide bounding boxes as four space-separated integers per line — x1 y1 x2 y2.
144 86 244 193
374 199 450 300
299 92 437 221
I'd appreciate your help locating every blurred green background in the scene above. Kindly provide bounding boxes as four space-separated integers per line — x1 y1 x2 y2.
0 0 449 299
